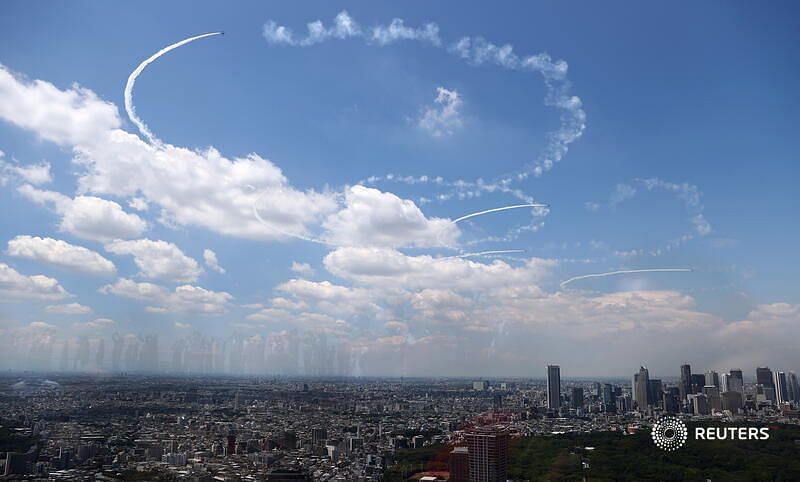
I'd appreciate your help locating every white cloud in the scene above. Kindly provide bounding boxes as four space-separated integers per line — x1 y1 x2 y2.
323 247 555 292
174 321 191 329
419 87 463 137
203 248 225 274
0 63 338 243
290 261 314 276
0 262 72 301
322 185 459 248
28 321 58 331
105 239 202 283
99 278 232 314
74 317 115 330
18 185 147 241
2 160 52 185
45 302 92 315
0 65 120 146
7 235 116 276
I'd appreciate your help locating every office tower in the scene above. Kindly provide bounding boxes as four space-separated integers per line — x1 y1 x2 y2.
705 371 720 388
466 427 509 482
546 365 561 410
722 391 743 411
692 394 710 415
728 369 744 394
680 364 692 400
593 382 602 397
648 379 663 406
601 384 616 412
570 387 584 410
757 367 776 401
704 385 722 412
691 374 706 394
449 446 469 482
720 373 729 392
492 393 503 410
663 387 680 414
633 366 650 409
788 371 799 403
312 428 327 447
774 371 789 404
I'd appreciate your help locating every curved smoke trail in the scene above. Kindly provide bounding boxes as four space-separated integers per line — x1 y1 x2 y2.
125 32 223 145
451 203 549 224
444 249 525 260
560 268 692 288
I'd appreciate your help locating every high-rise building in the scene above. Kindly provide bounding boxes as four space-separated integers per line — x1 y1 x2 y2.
705 371 720 388
788 371 800 403
757 367 775 401
722 391 743 412
704 385 722 412
692 394 710 415
601 383 616 412
648 379 663 406
680 364 692 400
546 365 561 410
728 369 744 394
691 374 706 394
633 366 650 409
774 371 789 404
570 387 584 410
466 427 509 482
449 446 469 482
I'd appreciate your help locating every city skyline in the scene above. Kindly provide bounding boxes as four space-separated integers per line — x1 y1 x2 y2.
1 2 799 377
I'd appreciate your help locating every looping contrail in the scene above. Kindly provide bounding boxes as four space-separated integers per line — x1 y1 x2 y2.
451 203 549 224
443 249 525 260
125 32 223 145
560 268 692 288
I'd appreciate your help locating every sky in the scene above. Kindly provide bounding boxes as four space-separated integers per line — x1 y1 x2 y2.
0 1 798 377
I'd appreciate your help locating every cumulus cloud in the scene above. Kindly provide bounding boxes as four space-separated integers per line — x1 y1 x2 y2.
0 63 339 243
74 317 115 330
7 235 116 276
45 302 92 315
99 278 232 314
203 249 225 274
322 185 459 248
0 262 72 301
419 87 463 137
0 65 120 146
290 262 314 276
105 239 202 283
1 160 52 185
17 185 146 241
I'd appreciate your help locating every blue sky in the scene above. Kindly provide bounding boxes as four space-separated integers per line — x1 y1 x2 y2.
0 1 798 376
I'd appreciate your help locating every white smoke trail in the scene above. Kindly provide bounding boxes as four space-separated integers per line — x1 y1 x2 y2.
125 32 223 145
443 249 525 260
452 203 548 224
560 268 692 288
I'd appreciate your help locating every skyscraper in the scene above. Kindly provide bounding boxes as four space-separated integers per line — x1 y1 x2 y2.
633 366 650 409
705 370 720 388
449 446 469 482
570 387 584 410
728 369 744 395
788 371 799 403
546 365 561 410
774 371 789 404
466 427 509 482
601 383 616 412
680 364 692 400
757 367 775 401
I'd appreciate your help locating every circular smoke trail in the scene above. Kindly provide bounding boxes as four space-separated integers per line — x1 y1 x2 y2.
125 32 223 145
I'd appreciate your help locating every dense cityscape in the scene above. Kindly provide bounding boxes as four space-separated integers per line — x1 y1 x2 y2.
2 360 799 481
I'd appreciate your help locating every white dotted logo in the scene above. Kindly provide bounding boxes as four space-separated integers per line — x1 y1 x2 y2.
651 416 688 451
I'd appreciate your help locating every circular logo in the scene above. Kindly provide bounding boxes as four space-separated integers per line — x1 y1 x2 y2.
651 416 688 451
